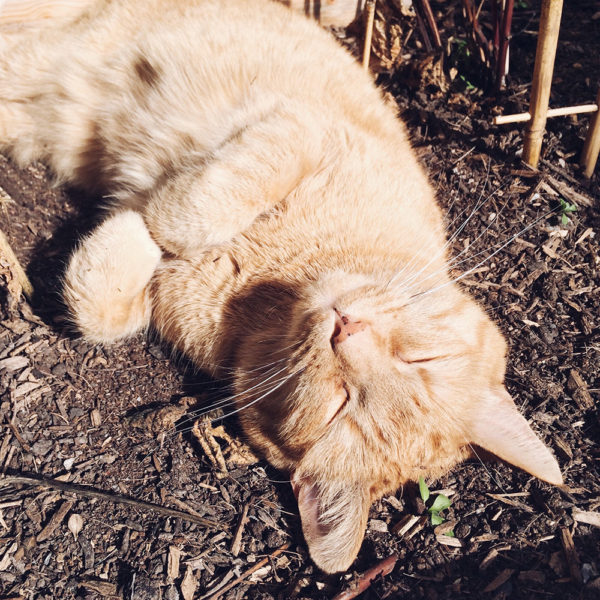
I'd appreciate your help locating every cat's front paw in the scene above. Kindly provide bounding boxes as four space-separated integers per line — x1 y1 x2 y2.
63 210 161 343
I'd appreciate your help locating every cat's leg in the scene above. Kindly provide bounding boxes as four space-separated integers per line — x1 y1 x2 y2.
63 210 162 343
143 107 323 257
0 24 57 158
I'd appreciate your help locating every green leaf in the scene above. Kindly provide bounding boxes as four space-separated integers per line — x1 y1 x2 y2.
444 530 455 537
429 494 452 513
418 477 430 503
431 513 444 525
561 214 568 225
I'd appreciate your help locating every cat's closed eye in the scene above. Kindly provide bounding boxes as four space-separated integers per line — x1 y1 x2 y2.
327 385 351 425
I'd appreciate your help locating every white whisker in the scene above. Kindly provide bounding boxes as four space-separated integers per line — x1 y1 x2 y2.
388 173 506 291
405 205 559 301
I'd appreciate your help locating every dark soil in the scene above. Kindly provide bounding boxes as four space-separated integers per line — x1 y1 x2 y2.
0 1 599 599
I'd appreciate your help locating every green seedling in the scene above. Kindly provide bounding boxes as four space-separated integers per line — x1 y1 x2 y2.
448 37 483 92
418 477 453 534
558 197 577 225
459 74 476 91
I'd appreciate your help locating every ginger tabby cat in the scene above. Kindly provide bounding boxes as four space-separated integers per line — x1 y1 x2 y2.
0 0 562 573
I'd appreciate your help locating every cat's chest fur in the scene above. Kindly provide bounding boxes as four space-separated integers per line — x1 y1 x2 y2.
0 0 562 575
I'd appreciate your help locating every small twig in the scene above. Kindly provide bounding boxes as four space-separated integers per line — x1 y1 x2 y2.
0 473 222 529
7 423 32 454
560 527 582 584
543 174 594 207
332 554 399 600
487 493 534 512
230 503 250 556
362 0 376 71
202 542 290 599
37 500 74 542
539 159 584 188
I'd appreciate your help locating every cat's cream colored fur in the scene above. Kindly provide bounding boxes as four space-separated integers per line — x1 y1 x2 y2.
0 0 562 573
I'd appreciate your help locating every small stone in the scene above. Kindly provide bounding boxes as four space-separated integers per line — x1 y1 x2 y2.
51 362 67 377
369 519 389 533
69 407 86 420
31 439 53 457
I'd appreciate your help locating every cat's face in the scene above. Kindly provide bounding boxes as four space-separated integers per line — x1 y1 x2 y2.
232 271 563 573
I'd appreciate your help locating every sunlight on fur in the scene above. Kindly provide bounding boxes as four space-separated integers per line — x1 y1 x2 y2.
0 0 563 573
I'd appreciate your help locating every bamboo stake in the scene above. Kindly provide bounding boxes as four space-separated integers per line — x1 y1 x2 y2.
362 0 376 70
522 0 563 168
494 103 598 125
581 87 600 178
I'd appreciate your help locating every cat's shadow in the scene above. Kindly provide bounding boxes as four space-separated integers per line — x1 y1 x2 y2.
26 185 106 331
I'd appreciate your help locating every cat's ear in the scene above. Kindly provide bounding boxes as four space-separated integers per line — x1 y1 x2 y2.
291 473 370 573
467 388 563 486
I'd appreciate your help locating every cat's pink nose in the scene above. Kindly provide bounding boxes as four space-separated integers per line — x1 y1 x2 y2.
331 309 366 347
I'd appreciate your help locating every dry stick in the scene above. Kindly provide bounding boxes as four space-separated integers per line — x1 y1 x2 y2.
494 103 598 125
496 0 514 90
7 423 32 454
0 473 222 529
418 0 441 49
0 229 33 300
361 0 376 70
202 542 290 600
230 503 250 556
36 499 74 542
560 527 582 584
581 87 600 178
522 0 564 168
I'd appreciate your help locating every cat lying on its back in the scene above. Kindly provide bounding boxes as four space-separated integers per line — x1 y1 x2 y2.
0 0 562 573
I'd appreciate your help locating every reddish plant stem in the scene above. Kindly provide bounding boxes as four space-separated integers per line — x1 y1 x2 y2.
496 0 515 89
492 0 501 57
462 0 491 65
414 0 433 52
332 554 399 600
418 0 442 49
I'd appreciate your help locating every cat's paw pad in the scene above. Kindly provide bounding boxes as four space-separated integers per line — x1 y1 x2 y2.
63 210 161 343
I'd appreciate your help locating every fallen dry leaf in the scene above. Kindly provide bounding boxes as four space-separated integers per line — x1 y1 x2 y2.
180 565 197 600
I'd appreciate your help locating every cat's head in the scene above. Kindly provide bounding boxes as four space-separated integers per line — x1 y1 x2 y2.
231 271 562 573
